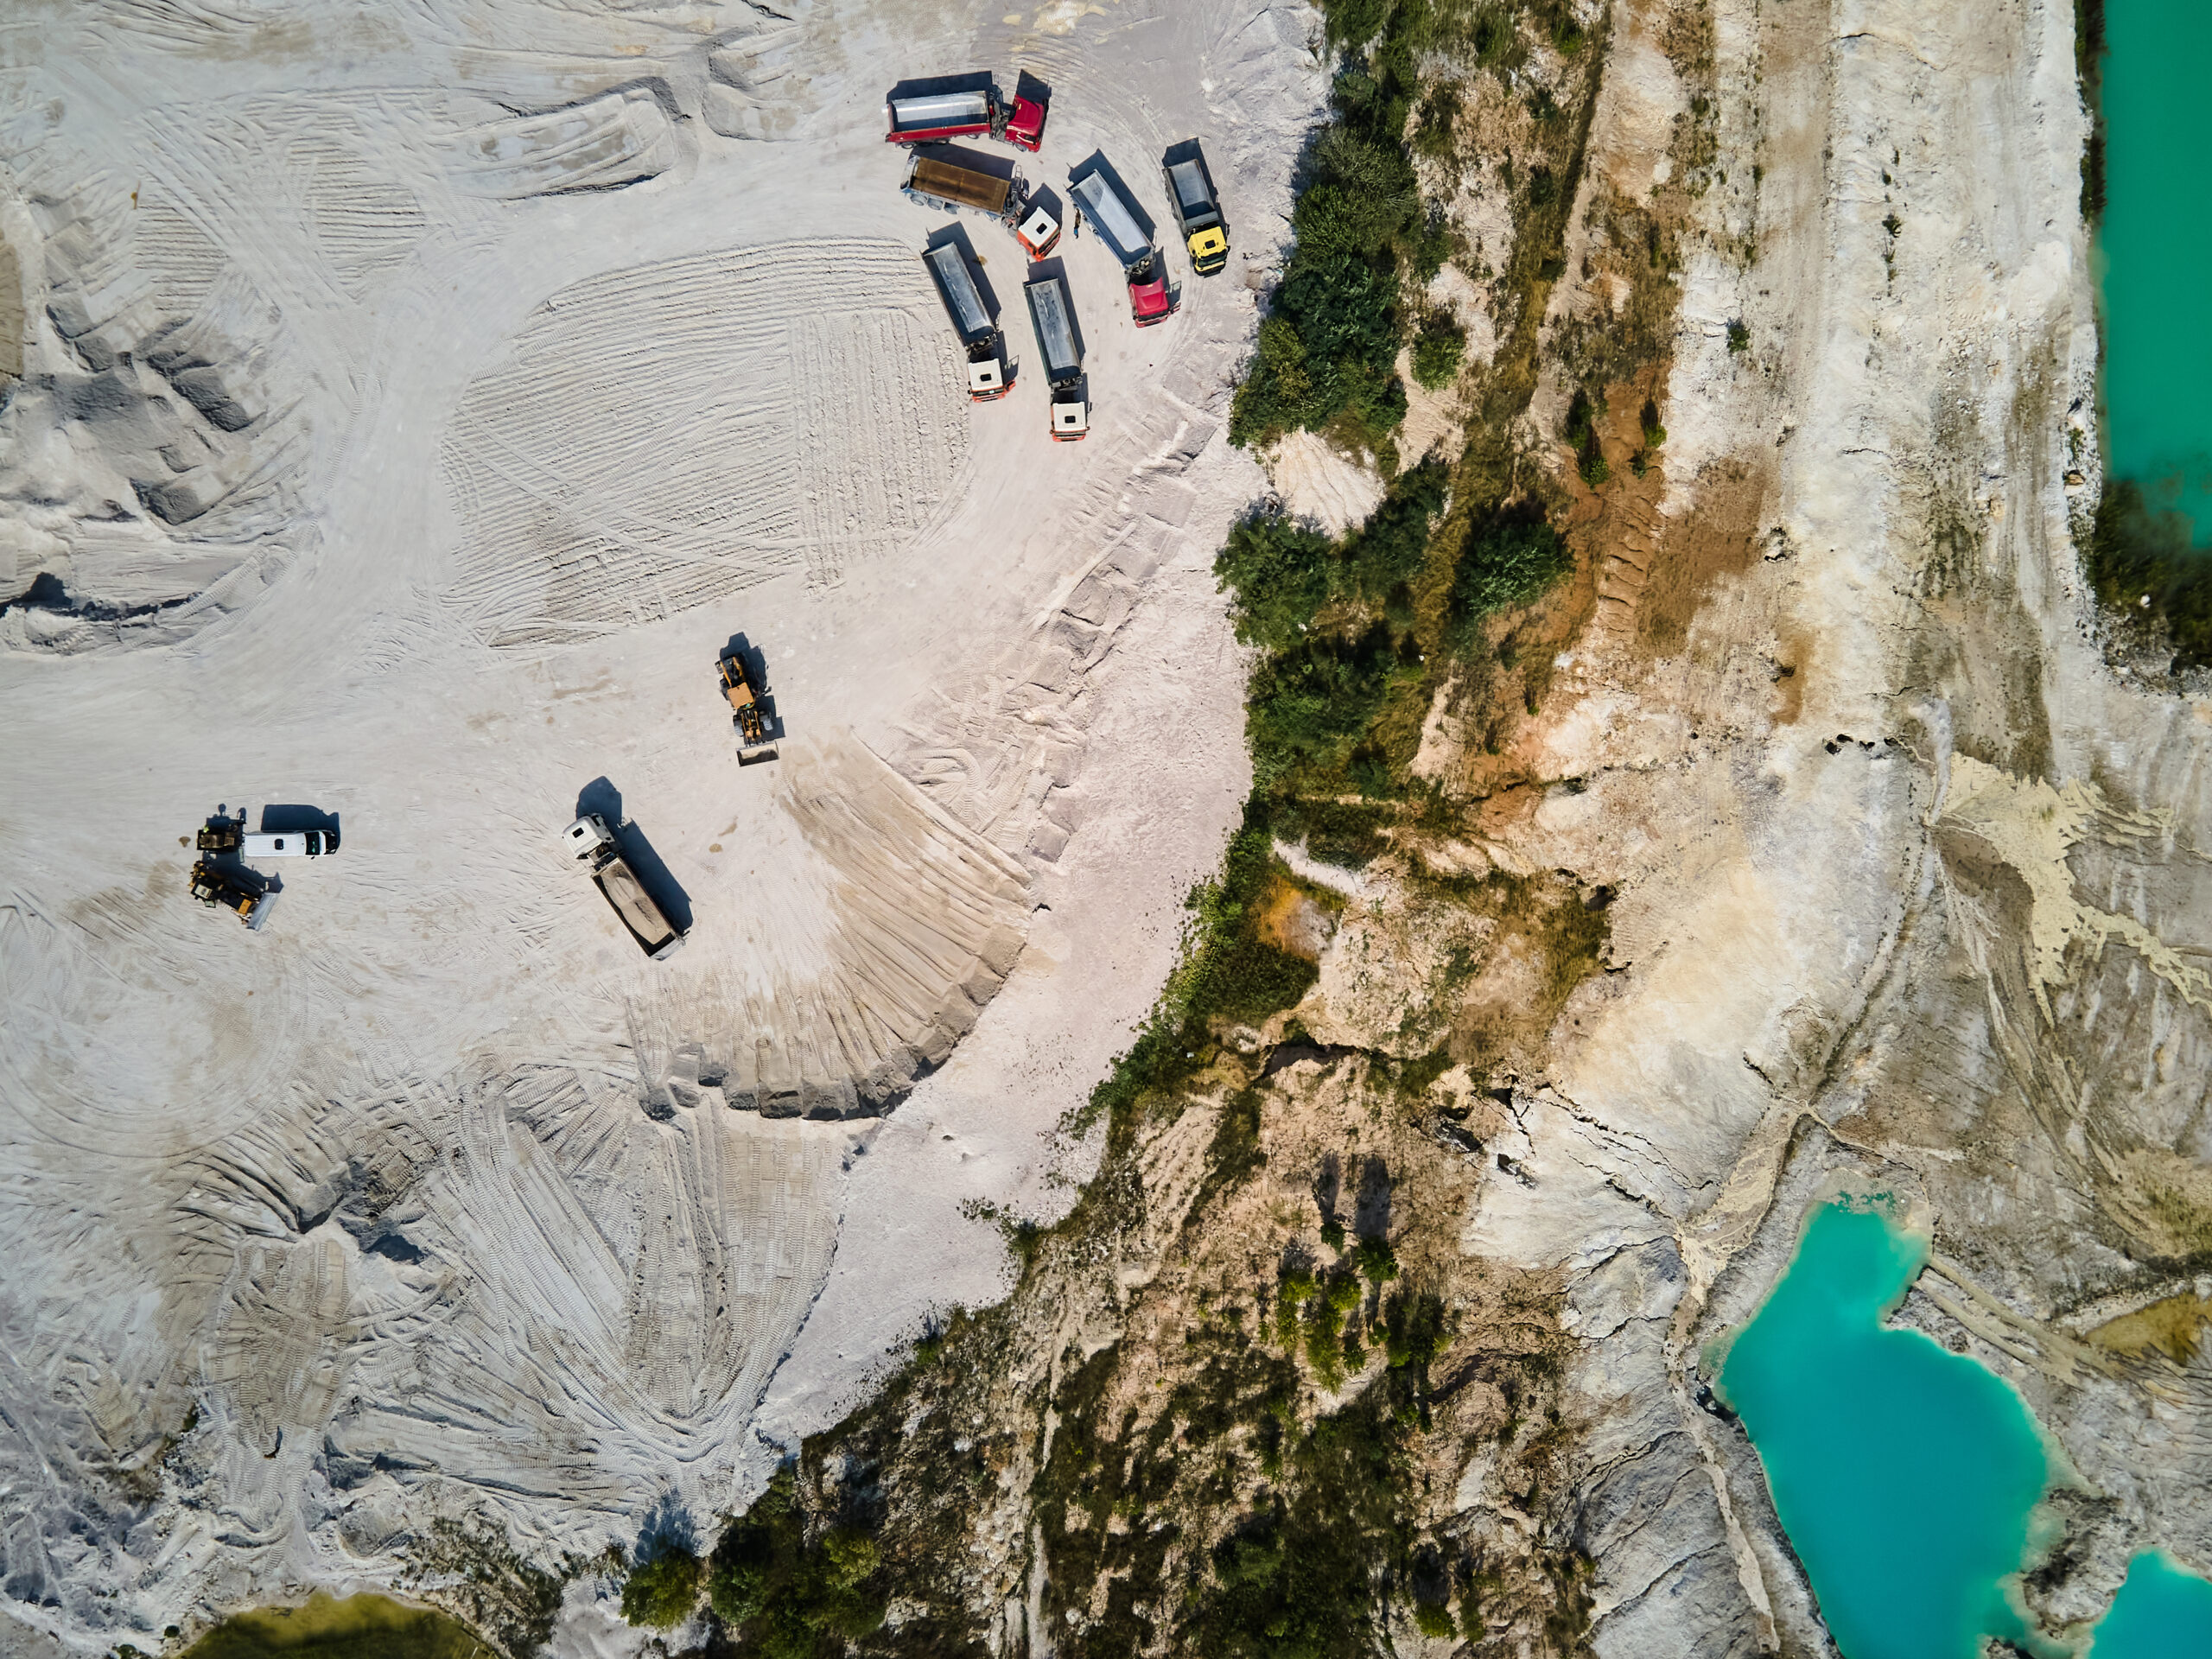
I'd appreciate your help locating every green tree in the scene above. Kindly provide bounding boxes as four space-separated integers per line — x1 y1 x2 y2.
706 1471 887 1658
620 1548 702 1630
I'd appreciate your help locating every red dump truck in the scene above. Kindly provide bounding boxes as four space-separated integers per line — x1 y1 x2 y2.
1069 163 1174 326
884 84 1047 150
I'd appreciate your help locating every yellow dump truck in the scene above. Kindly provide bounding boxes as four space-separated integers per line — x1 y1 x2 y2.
1163 139 1229 275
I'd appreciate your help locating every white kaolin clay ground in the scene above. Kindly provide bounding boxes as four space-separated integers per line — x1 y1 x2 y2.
0 0 1325 1643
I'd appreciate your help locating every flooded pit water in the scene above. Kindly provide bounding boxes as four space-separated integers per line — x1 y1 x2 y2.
2086 1553 2212 1658
1718 1200 2212 1656
2097 0 2212 543
1714 1200 2061 1659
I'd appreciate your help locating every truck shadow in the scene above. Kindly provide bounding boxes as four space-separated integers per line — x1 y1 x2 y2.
1070 149 1160 244
200 808 278 893
574 777 693 934
887 69 996 108
259 803 341 843
1013 68 1052 112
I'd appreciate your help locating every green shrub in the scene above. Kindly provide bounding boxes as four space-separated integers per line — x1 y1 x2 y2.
1410 314 1467 390
1232 3 1448 451
1215 509 1336 649
1414 1601 1459 1637
1354 1239 1399 1286
1726 319 1750 353
1340 457 1449 600
1449 505 1573 642
620 1548 702 1630
2088 479 2212 667
1639 396 1666 447
1231 252 1406 448
1247 625 1405 784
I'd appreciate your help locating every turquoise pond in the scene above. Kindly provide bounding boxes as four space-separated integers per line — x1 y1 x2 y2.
2096 0 2212 543
1717 1200 2212 1658
2088 1554 2212 1659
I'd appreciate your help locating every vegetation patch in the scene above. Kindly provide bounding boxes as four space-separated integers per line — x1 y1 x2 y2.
706 1470 887 1656
2087 479 2212 671
181 1597 491 1659
1231 0 1504 451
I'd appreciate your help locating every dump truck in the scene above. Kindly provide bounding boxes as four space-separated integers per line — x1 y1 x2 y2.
884 84 1048 149
189 859 270 928
903 150 1020 223
1069 164 1174 325
885 88 995 144
922 240 1010 399
1024 272 1088 441
245 828 336 857
1163 140 1230 275
999 86 1048 151
717 647 781 763
563 814 685 960
1015 200 1060 259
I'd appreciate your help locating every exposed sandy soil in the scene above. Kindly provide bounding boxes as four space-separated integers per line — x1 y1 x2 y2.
0 0 1323 1645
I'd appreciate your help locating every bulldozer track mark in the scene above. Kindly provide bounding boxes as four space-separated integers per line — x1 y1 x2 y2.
441 239 966 645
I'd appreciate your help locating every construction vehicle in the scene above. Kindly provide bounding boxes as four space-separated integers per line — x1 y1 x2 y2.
922 240 1010 399
903 149 1020 223
883 81 1047 150
189 859 270 928
196 815 243 854
1163 140 1230 275
717 648 781 763
1069 163 1174 325
245 828 337 857
562 814 685 960
1014 200 1060 259
885 88 995 144
1024 272 1088 441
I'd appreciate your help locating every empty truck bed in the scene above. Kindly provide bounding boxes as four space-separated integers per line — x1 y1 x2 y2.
924 241 992 340
1069 168 1148 267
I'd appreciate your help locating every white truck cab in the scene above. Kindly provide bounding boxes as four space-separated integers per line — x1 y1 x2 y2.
563 815 617 861
245 829 335 857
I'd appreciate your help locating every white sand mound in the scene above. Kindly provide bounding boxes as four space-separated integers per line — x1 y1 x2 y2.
1263 429 1383 536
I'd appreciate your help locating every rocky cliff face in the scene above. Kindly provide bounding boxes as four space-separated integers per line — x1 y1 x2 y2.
735 0 2212 1655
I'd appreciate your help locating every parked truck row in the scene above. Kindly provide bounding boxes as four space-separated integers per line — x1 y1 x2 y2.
892 77 1227 440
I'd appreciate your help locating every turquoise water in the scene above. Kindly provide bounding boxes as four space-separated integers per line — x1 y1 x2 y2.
2097 0 2212 543
2088 1553 2212 1658
1715 1201 2060 1659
